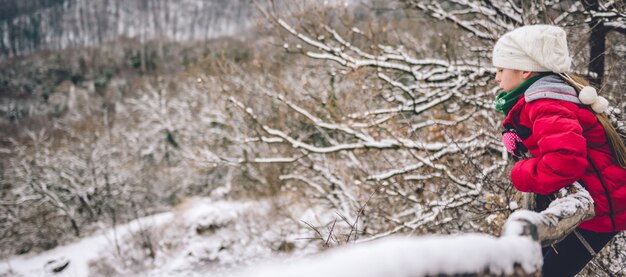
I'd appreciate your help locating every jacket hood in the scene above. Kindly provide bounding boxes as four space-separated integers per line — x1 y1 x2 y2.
524 74 580 104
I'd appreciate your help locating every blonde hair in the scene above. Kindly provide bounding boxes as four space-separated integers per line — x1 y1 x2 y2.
563 74 626 169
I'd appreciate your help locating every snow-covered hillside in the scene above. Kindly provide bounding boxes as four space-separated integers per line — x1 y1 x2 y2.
0 0 254 58
0 197 544 277
0 198 327 276
0 0 360 58
0 211 173 276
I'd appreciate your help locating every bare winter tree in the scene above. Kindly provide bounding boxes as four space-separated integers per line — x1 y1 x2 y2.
0 65 239 256
212 1 520 246
219 0 624 273
406 0 626 88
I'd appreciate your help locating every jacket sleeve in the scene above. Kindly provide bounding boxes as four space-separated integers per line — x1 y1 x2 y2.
511 100 588 195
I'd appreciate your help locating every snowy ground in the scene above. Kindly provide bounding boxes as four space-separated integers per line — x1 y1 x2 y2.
229 234 541 277
0 212 173 277
0 196 545 277
0 197 326 277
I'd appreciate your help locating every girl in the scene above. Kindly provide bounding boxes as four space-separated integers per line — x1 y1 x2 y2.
492 25 626 276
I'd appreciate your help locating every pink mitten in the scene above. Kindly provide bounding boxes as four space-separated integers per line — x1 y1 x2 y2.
502 130 526 157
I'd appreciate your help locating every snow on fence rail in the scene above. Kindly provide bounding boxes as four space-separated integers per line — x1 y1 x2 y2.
233 183 594 277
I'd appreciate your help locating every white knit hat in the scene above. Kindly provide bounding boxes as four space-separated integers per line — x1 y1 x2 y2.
492 25 572 73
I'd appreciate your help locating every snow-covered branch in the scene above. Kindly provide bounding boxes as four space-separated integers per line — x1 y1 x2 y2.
233 234 541 277
403 0 510 41
273 14 493 111
232 183 594 277
229 96 489 154
503 182 595 247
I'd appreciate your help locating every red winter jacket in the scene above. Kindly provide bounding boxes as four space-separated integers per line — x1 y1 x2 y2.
502 75 626 232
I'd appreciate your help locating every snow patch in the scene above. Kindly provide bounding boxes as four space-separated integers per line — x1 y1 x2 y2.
230 234 542 277
0 212 173 277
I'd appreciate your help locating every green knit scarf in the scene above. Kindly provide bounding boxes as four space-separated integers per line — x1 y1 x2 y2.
494 75 543 116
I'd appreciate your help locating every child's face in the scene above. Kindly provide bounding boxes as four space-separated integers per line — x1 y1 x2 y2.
495 68 526 92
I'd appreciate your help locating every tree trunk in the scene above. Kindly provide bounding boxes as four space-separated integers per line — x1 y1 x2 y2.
588 25 607 87
582 0 605 87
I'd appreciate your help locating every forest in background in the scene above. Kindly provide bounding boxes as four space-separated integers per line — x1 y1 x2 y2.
1 0 625 275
